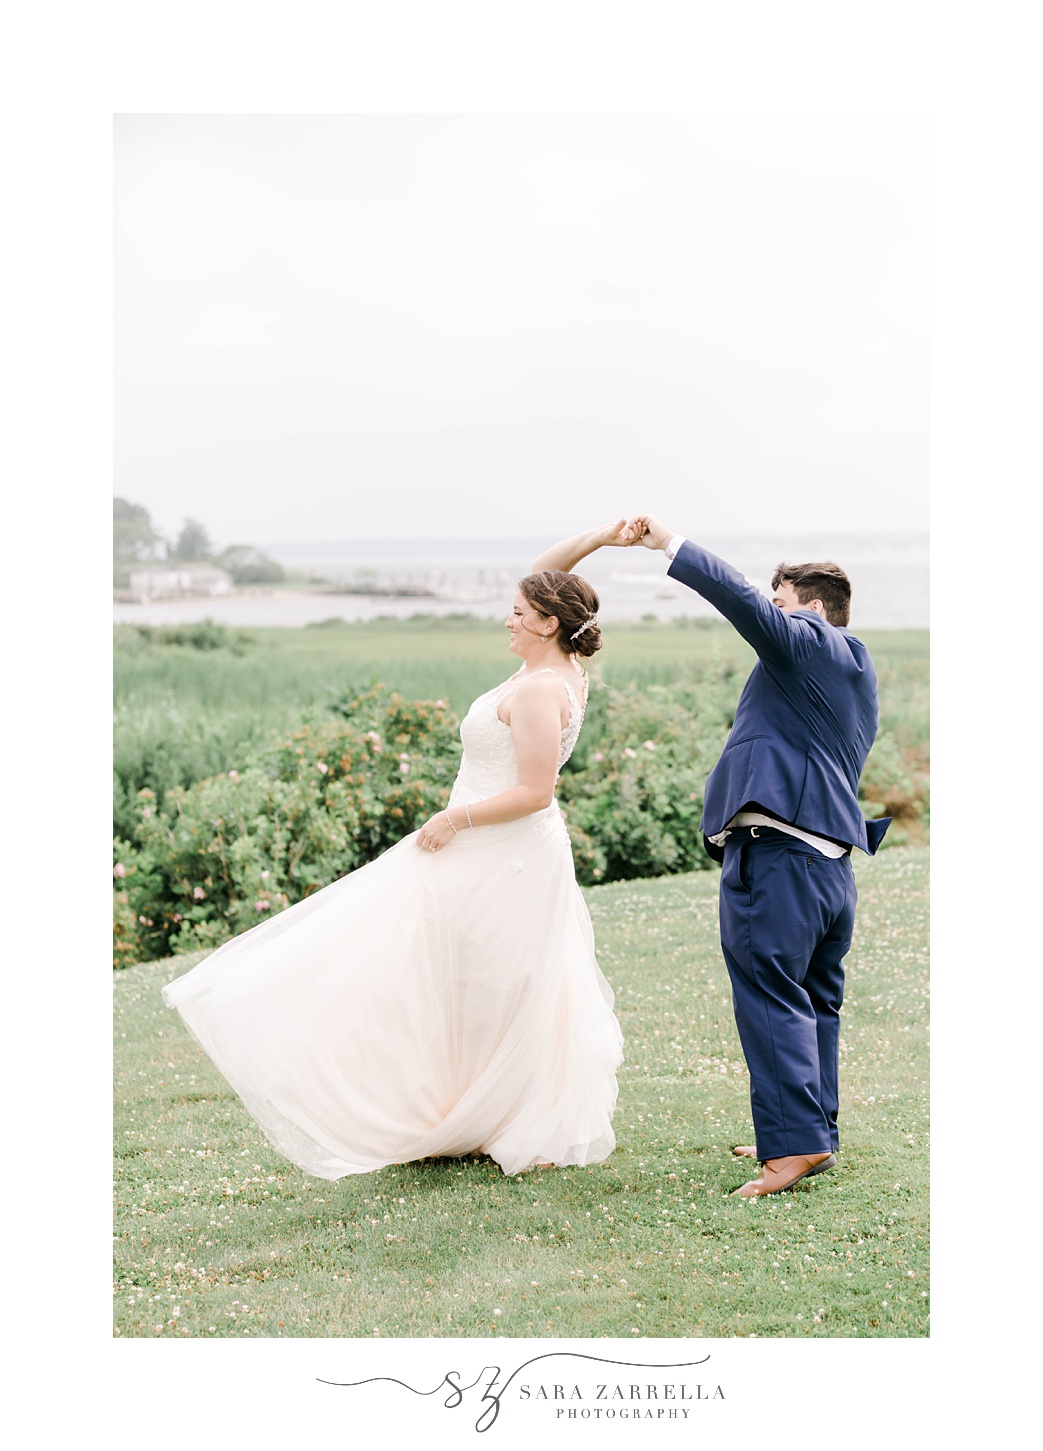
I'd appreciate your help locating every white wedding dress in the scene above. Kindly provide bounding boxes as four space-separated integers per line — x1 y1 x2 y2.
161 663 623 1178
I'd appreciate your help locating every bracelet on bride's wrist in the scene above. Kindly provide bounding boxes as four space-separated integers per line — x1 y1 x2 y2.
444 810 459 835
465 804 474 829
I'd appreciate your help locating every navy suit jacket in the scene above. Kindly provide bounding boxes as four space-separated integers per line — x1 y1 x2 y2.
667 540 890 861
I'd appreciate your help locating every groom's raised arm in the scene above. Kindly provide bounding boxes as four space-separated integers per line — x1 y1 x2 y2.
628 516 824 669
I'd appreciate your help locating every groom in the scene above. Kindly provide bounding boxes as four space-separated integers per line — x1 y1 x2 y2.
627 516 889 1197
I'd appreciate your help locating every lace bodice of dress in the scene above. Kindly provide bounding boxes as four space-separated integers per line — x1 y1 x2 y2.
449 664 587 805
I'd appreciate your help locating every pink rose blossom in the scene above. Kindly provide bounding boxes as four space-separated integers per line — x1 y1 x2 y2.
399 762 410 774
254 899 270 912
317 761 329 774
260 870 270 880
623 748 637 759
593 752 604 762
435 699 446 708
113 863 126 878
228 769 239 780
643 740 656 750
193 886 206 900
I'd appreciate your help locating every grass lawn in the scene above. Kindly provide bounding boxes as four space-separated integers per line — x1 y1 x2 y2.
114 845 928 1340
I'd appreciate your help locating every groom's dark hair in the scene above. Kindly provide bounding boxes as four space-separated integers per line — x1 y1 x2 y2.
771 561 852 627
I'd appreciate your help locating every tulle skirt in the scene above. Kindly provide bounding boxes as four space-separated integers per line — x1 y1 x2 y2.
161 803 623 1178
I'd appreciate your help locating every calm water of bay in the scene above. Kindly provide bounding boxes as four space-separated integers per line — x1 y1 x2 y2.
113 534 929 632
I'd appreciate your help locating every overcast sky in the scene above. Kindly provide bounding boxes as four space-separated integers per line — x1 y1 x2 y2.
114 113 927 548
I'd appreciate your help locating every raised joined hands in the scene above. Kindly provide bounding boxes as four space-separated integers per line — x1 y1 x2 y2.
621 516 673 551
532 518 673 574
594 517 674 549
596 519 643 548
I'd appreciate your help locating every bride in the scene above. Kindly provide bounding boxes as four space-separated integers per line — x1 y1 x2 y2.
162 524 634 1178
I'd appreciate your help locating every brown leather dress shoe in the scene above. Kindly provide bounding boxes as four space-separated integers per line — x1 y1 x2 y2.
732 1152 836 1197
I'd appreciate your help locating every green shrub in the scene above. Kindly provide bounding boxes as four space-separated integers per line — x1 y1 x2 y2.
113 664 930 965
114 687 461 963
859 729 928 820
558 680 734 885
123 619 255 653
112 700 277 844
112 870 149 970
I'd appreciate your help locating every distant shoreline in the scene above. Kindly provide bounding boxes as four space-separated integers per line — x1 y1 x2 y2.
116 532 928 629
113 590 929 633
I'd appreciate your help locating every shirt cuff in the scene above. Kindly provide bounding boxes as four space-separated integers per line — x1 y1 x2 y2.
664 533 686 562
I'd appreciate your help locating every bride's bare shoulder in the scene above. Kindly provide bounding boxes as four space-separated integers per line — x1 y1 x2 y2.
499 668 574 721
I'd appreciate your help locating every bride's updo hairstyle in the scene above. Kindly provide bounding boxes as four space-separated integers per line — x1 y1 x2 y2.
518 569 603 659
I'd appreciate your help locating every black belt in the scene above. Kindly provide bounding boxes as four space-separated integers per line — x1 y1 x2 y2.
722 824 852 854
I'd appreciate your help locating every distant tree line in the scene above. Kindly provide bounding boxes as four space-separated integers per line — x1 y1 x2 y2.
113 498 285 588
